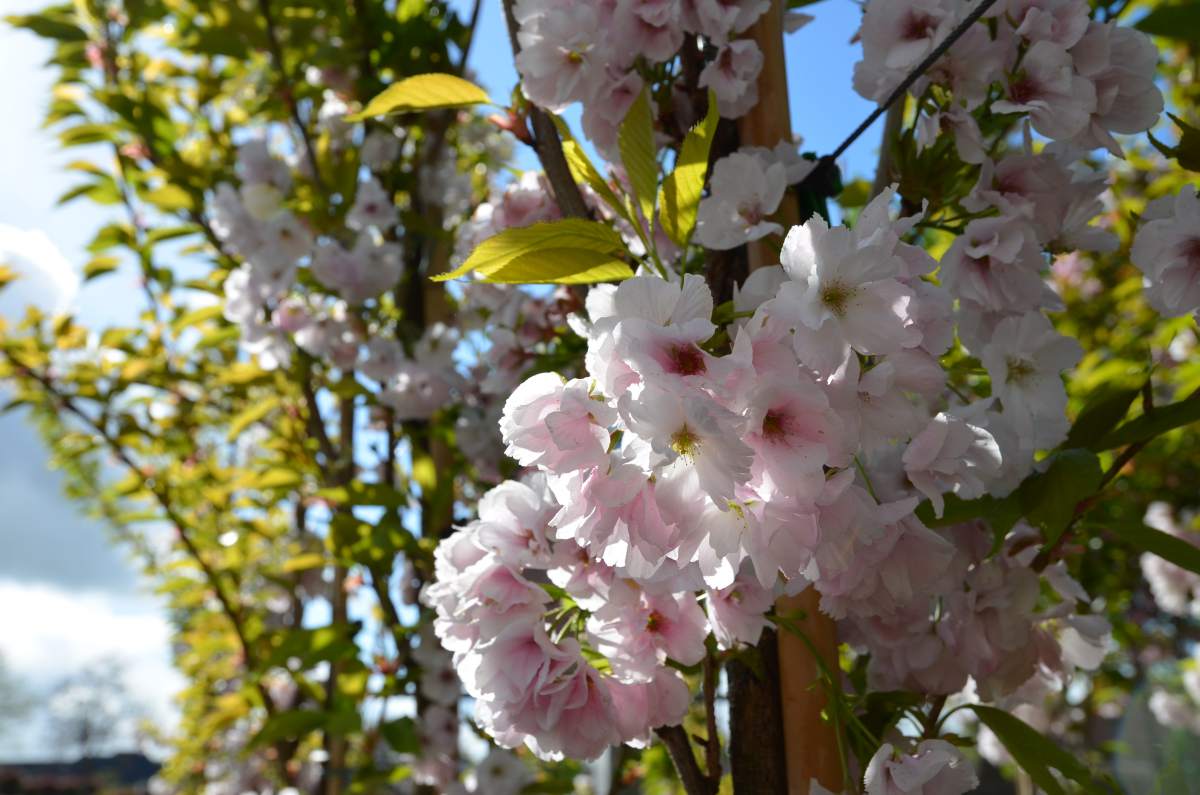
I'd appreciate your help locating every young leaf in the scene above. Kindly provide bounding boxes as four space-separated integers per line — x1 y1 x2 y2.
476 248 633 284
618 88 658 226
433 219 627 282
227 397 281 441
551 116 632 224
658 91 719 247
348 73 492 121
970 705 1118 795
83 256 120 281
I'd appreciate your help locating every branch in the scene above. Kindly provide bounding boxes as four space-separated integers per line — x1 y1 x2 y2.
655 724 717 795
499 0 590 219
702 651 722 786
257 0 327 196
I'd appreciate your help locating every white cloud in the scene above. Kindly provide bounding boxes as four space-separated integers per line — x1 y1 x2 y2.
0 579 181 760
0 224 79 316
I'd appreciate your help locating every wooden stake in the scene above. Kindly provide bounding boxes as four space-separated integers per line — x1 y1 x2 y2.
738 3 843 793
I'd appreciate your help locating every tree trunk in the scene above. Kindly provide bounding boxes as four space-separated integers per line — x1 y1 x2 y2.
736 3 844 793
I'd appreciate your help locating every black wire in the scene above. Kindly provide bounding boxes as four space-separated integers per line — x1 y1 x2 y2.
796 0 1002 190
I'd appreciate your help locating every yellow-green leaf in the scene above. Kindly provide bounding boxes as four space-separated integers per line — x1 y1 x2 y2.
433 219 627 282
227 396 281 441
282 553 327 573
142 184 195 212
0 265 18 290
83 256 120 281
478 248 633 284
247 468 304 491
618 88 658 226
348 73 492 121
550 116 632 224
658 92 719 247
172 304 224 332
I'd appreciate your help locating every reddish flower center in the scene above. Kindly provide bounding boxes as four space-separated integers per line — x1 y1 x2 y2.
665 342 706 376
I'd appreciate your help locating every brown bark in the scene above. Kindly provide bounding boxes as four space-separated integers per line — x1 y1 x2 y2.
736 3 843 793
727 630 788 794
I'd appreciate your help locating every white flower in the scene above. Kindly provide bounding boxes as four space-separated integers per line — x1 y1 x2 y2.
770 192 920 372
1131 185 1200 320
698 39 763 118
1068 21 1163 156
852 0 960 103
695 152 788 250
980 312 1081 449
347 177 397 231
864 739 979 795
993 40 1097 141
514 1 607 111
903 411 1002 517
623 385 753 505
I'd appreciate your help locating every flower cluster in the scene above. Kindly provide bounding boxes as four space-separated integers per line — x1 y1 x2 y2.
427 181 1113 766
513 0 810 153
855 0 1162 158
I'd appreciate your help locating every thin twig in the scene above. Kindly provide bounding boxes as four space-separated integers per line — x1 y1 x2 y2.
499 0 591 219
655 725 716 795
257 0 327 195
703 651 722 786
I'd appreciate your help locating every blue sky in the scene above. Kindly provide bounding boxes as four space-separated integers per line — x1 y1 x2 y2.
0 0 884 761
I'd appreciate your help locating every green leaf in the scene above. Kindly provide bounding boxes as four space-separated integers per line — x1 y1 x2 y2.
1019 449 1102 547
658 91 719 247
250 710 325 748
1103 519 1200 578
1134 5 1200 41
433 219 627 282
476 247 633 284
618 88 658 225
915 492 1023 553
970 705 1118 795
1065 383 1142 450
381 717 420 753
227 397 280 441
83 256 120 281
1148 113 1200 173
1092 389 1200 450
348 73 492 121
5 13 88 42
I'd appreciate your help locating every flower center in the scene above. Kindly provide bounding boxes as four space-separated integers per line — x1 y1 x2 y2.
646 610 664 633
1006 356 1035 384
665 342 706 376
901 11 939 41
762 408 791 441
670 425 700 457
820 280 856 316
